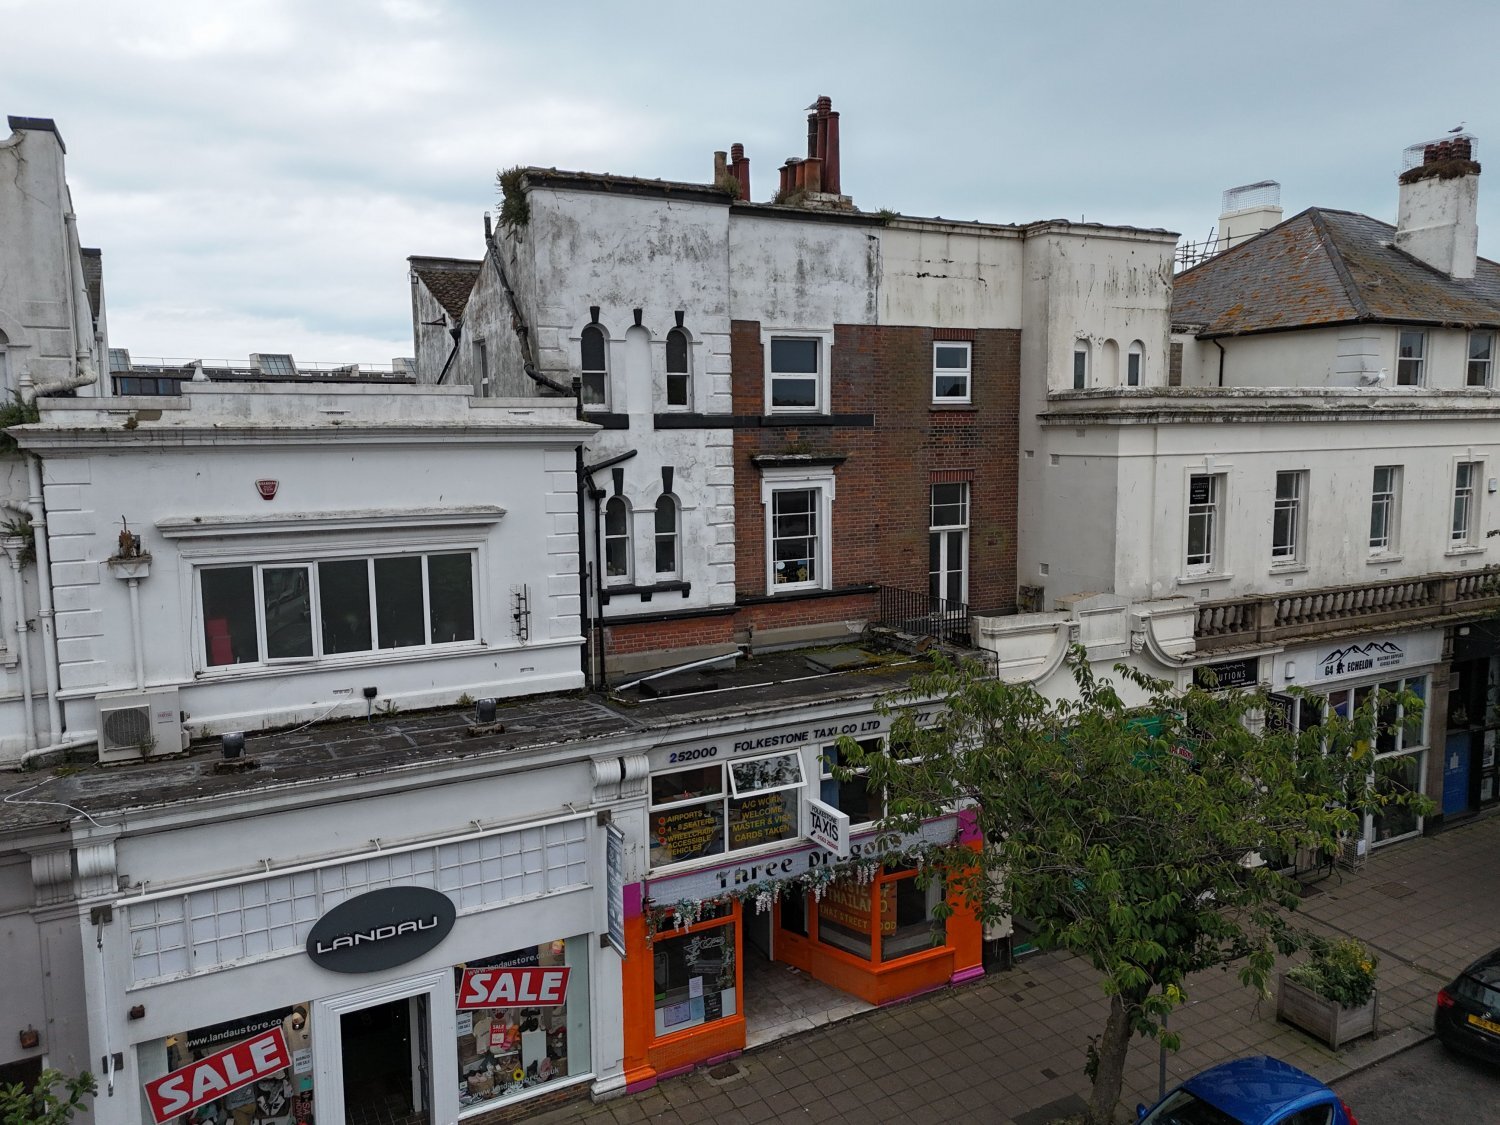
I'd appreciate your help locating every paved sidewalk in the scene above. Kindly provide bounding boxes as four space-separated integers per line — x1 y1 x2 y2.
533 813 1500 1125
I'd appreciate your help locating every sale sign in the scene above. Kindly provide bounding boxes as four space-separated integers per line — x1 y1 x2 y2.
457 966 571 1009
144 1027 290 1124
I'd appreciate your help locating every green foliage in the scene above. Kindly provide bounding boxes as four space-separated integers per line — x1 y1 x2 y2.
838 649 1430 1125
1287 937 1377 1008
713 173 743 197
0 1069 95 1125
496 166 530 231
772 187 808 208
1 517 35 565
0 392 40 456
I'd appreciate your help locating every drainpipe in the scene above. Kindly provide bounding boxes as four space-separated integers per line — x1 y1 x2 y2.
1213 339 1227 387
126 577 145 691
435 324 462 385
48 213 99 397
481 230 574 397
1 537 36 750
24 452 62 740
582 449 638 692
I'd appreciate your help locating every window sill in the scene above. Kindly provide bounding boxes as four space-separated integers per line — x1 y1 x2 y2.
1367 553 1404 566
1446 545 1487 558
929 401 975 411
1177 571 1234 587
1269 561 1308 576
601 579 691 605
195 640 493 680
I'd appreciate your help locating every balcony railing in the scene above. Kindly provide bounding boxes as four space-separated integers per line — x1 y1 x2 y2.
1195 566 1500 650
875 585 972 647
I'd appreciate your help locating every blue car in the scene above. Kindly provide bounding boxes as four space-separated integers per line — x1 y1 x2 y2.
1137 1056 1358 1125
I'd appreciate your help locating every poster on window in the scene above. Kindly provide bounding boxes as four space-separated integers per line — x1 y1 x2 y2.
651 805 723 864
145 1004 313 1125
727 790 796 850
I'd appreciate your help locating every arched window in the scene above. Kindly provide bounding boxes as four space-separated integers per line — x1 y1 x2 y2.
665 328 690 408
604 497 631 582
655 495 679 575
580 324 609 409
1072 339 1090 389
1127 341 1144 387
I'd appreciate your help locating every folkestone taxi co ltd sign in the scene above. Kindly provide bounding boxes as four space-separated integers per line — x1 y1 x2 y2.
305 885 457 974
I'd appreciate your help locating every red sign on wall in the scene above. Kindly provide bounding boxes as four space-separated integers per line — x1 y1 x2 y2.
143 1027 290 1124
457 966 571 1009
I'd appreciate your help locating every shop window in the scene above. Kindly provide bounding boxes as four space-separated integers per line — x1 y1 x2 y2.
454 938 589 1109
648 753 805 867
199 551 476 670
665 327 691 408
141 1003 315 1125
653 915 737 1036
815 865 946 964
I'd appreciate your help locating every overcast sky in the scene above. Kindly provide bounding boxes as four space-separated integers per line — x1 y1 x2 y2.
7 0 1498 364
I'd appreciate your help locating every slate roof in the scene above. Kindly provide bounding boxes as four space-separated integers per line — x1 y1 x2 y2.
1172 207 1500 337
80 248 102 320
408 256 481 321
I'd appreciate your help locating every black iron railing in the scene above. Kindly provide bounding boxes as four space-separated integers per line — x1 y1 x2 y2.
875 585 971 646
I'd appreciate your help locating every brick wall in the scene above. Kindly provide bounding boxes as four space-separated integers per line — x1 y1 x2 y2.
731 319 1019 617
604 613 736 655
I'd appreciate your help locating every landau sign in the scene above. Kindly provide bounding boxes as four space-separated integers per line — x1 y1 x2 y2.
305 885 456 973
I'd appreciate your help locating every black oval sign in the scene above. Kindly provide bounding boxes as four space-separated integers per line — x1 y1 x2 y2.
306 886 456 974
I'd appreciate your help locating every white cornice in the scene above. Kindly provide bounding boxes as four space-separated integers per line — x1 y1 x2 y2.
156 505 505 539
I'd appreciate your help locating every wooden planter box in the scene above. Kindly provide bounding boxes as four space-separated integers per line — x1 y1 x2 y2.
1276 973 1378 1049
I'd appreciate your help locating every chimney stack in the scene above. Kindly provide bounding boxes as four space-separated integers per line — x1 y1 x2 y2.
728 143 751 201
1218 180 1282 250
776 96 848 206
1396 134 1480 280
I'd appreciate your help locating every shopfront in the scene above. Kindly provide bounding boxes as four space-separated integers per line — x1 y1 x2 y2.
618 715 983 1090
1445 621 1500 820
120 812 603 1125
1270 630 1440 851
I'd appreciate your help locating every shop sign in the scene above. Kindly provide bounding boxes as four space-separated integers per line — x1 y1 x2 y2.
652 710 936 770
806 797 851 858
606 822 627 958
143 1027 289 1125
1193 657 1260 691
1314 640 1406 682
457 966 571 1009
647 814 959 906
305 885 455 974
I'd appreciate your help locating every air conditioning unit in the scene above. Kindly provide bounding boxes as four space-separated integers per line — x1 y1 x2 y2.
95 688 188 764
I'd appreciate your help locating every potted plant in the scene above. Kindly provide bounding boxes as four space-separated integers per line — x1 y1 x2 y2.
1277 937 1379 1049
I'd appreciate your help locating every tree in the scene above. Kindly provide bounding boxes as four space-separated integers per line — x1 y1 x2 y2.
842 652 1428 1125
0 1069 95 1125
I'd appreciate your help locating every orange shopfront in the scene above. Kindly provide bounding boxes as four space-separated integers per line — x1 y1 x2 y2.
619 813 983 1091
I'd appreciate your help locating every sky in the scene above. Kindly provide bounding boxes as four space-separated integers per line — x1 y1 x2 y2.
6 0 1499 365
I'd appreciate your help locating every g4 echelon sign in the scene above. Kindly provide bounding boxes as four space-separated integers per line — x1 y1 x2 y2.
305 885 456 973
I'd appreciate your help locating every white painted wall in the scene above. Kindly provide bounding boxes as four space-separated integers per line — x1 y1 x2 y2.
9 383 595 756
1185 325 1486 390
878 221 1025 328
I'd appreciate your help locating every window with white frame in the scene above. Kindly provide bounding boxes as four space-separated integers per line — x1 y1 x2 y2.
1272 470 1305 564
1453 461 1482 547
654 494 679 575
1185 473 1223 572
648 752 806 866
1396 329 1426 386
761 465 835 593
767 335 823 412
665 327 691 408
1072 340 1090 389
1126 341 1143 387
1370 466 1401 554
580 324 609 409
1469 332 1494 388
929 482 969 603
198 552 476 668
604 496 632 582
932 341 971 403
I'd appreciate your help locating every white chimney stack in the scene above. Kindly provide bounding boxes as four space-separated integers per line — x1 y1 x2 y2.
1395 136 1480 280
1219 181 1282 250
